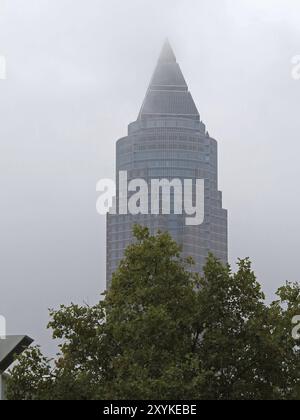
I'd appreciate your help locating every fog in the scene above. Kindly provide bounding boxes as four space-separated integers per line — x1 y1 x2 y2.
0 0 300 353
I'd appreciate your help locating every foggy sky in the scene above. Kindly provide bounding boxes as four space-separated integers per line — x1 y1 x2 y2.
0 0 300 354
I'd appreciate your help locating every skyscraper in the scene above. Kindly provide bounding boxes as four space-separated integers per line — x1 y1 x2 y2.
106 41 228 286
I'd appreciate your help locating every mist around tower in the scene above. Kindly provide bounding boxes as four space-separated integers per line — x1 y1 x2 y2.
2 0 300 403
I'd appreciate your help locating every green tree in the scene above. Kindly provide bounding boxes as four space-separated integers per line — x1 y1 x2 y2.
6 226 300 400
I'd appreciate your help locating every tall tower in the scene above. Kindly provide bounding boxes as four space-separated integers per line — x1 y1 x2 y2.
106 41 228 287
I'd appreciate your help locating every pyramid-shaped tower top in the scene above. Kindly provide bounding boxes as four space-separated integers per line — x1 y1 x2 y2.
149 40 188 91
139 41 199 120
158 39 177 63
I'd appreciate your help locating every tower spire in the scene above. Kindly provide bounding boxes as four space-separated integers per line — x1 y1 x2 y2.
158 39 177 63
138 41 199 120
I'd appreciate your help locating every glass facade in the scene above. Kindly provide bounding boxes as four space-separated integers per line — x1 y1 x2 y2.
106 41 228 287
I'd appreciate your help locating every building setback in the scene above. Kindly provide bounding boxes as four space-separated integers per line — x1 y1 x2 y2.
106 41 228 287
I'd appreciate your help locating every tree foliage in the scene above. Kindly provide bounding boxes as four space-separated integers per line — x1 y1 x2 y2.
6 226 300 400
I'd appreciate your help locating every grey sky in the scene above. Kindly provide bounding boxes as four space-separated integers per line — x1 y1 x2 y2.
0 0 300 354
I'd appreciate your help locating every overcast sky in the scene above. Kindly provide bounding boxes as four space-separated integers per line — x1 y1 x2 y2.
0 0 300 354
